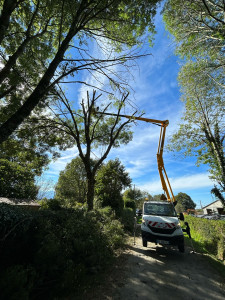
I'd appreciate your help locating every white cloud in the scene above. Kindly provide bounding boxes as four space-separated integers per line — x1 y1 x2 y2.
45 147 79 177
136 173 213 195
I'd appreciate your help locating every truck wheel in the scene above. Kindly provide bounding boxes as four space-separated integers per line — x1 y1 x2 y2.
142 239 147 247
178 244 185 253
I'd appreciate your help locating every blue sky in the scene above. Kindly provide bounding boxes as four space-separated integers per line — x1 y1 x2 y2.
41 10 216 208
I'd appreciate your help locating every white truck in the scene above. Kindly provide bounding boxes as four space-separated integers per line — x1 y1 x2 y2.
93 109 190 252
141 200 185 252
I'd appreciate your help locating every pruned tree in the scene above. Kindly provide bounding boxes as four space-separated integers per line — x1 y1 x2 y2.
0 0 162 144
29 90 137 210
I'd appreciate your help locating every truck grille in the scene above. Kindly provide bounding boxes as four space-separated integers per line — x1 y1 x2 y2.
148 225 176 234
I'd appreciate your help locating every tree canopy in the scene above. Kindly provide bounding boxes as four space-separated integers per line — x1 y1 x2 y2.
55 156 96 207
163 0 225 203
123 187 152 209
175 192 196 211
0 137 52 199
95 158 131 214
0 0 162 143
35 91 135 210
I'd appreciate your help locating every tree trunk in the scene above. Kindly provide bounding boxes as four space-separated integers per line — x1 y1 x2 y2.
86 175 95 211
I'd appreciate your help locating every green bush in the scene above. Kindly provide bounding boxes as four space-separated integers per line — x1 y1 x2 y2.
120 207 135 233
124 199 136 211
0 204 125 299
185 216 225 261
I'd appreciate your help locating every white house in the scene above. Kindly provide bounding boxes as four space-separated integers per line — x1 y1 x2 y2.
202 200 224 215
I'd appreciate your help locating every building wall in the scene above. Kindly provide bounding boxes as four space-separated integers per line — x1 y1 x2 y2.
203 200 224 215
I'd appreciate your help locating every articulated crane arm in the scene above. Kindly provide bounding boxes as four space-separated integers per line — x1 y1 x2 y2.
93 110 176 204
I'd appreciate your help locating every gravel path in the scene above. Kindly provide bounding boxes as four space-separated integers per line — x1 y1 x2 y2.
86 236 225 300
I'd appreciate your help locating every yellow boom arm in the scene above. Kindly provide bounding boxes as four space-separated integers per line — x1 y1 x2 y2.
94 111 176 203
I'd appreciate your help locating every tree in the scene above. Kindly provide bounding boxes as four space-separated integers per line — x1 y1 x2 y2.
0 159 38 199
30 91 136 210
0 137 52 199
163 0 225 79
167 69 225 204
163 0 225 204
95 158 131 214
55 156 96 207
123 188 152 209
152 194 164 201
175 192 196 211
0 0 162 144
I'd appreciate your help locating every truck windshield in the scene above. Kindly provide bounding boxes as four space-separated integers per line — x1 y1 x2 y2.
144 203 177 217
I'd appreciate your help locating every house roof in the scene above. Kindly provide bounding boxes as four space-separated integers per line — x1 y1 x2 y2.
202 199 222 209
0 197 40 206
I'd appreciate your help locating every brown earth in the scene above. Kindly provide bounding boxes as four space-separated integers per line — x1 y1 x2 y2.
84 236 225 300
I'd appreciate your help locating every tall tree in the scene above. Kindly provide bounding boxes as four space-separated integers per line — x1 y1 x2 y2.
163 0 225 204
167 67 225 204
0 0 162 143
29 91 136 210
95 158 131 214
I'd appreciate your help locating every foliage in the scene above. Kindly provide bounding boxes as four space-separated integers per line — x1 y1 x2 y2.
0 0 162 143
175 192 196 211
95 158 132 215
175 202 185 214
124 199 136 210
123 187 152 209
152 194 164 201
39 198 63 210
0 159 38 199
120 207 135 232
0 137 54 199
163 1 225 63
34 91 135 211
0 203 125 299
185 216 225 261
55 157 96 207
163 1 225 199
167 66 225 200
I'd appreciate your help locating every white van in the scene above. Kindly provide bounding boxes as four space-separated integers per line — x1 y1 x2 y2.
141 201 185 252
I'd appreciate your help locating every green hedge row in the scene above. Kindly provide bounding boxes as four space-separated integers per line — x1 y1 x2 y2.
185 216 225 261
0 204 126 299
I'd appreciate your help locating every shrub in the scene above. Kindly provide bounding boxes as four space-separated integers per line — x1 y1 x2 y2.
0 204 125 299
124 199 136 211
120 207 135 233
185 216 225 261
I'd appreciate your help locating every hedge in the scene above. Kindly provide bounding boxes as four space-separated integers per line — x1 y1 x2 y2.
185 216 225 261
0 203 125 299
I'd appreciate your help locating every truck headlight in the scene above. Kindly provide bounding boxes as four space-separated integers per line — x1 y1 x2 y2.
176 223 181 229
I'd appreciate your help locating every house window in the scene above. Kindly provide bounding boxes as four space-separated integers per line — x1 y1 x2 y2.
207 209 212 215
217 208 224 215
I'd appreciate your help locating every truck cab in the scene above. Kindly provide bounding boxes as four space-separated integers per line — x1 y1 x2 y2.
141 201 185 252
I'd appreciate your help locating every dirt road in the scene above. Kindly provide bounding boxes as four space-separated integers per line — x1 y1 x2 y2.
87 236 225 300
